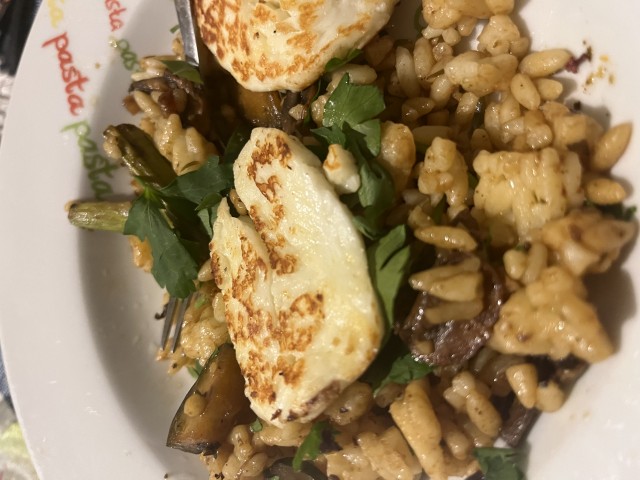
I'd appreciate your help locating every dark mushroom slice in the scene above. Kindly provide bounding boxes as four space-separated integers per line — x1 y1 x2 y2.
264 458 327 480
167 343 253 455
500 399 540 448
397 263 507 367
498 355 587 447
128 70 213 142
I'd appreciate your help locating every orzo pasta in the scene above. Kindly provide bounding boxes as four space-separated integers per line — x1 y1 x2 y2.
67 0 636 478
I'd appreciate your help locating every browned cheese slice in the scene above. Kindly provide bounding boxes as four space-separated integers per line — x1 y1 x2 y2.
194 0 398 91
210 128 383 426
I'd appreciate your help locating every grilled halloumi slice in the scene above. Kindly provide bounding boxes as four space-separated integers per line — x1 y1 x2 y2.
210 128 383 426
194 0 398 92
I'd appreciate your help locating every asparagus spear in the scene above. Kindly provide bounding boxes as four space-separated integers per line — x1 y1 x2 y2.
67 201 130 232
104 124 177 190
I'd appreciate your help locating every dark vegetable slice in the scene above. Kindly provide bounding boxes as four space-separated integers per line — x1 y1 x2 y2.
236 87 284 129
129 69 212 141
264 458 328 480
397 263 507 366
500 400 540 448
166 344 253 455
499 356 587 447
281 84 318 135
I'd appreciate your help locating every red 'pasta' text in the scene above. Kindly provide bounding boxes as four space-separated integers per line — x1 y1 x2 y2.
104 0 126 32
41 32 89 117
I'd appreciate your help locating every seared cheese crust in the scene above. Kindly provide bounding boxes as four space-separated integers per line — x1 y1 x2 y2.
210 128 383 426
194 0 398 92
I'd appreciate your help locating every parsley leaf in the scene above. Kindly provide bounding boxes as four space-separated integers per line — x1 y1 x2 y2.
292 421 337 471
223 124 252 163
249 418 263 433
323 74 385 128
124 193 199 298
356 148 393 210
161 59 203 84
159 156 234 237
161 156 234 204
187 361 203 379
352 118 382 157
196 192 223 237
367 225 412 334
123 153 235 298
325 48 363 72
313 75 394 239
312 124 347 147
473 448 524 480
375 353 433 394
586 201 637 221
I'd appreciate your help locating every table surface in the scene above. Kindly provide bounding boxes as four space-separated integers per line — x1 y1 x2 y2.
0 0 42 477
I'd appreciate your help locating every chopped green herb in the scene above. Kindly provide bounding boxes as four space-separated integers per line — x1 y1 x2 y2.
587 201 637 221
161 156 234 204
161 59 203 84
123 154 235 298
312 124 347 148
514 243 529 252
356 147 393 209
196 192 223 237
352 215 387 240
170 24 180 34
292 421 337 471
223 124 253 163
249 418 264 433
375 353 433 394
311 75 394 238
193 291 211 310
187 361 203 379
352 118 382 157
324 48 363 72
322 74 385 129
473 447 524 480
367 225 412 337
124 192 199 298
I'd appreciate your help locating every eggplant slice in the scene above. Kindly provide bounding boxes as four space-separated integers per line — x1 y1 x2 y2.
167 343 253 455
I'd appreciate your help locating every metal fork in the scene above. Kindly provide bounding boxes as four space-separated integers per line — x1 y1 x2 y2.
160 0 203 353
160 294 194 352
173 0 204 67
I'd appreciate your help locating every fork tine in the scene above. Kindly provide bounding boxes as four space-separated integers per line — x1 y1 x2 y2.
170 294 192 353
161 296 179 349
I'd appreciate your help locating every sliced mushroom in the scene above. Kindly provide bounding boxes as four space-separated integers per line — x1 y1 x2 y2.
499 355 587 447
398 263 507 366
128 69 212 141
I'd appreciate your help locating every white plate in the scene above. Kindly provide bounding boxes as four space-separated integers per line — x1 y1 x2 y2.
0 1 637 479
